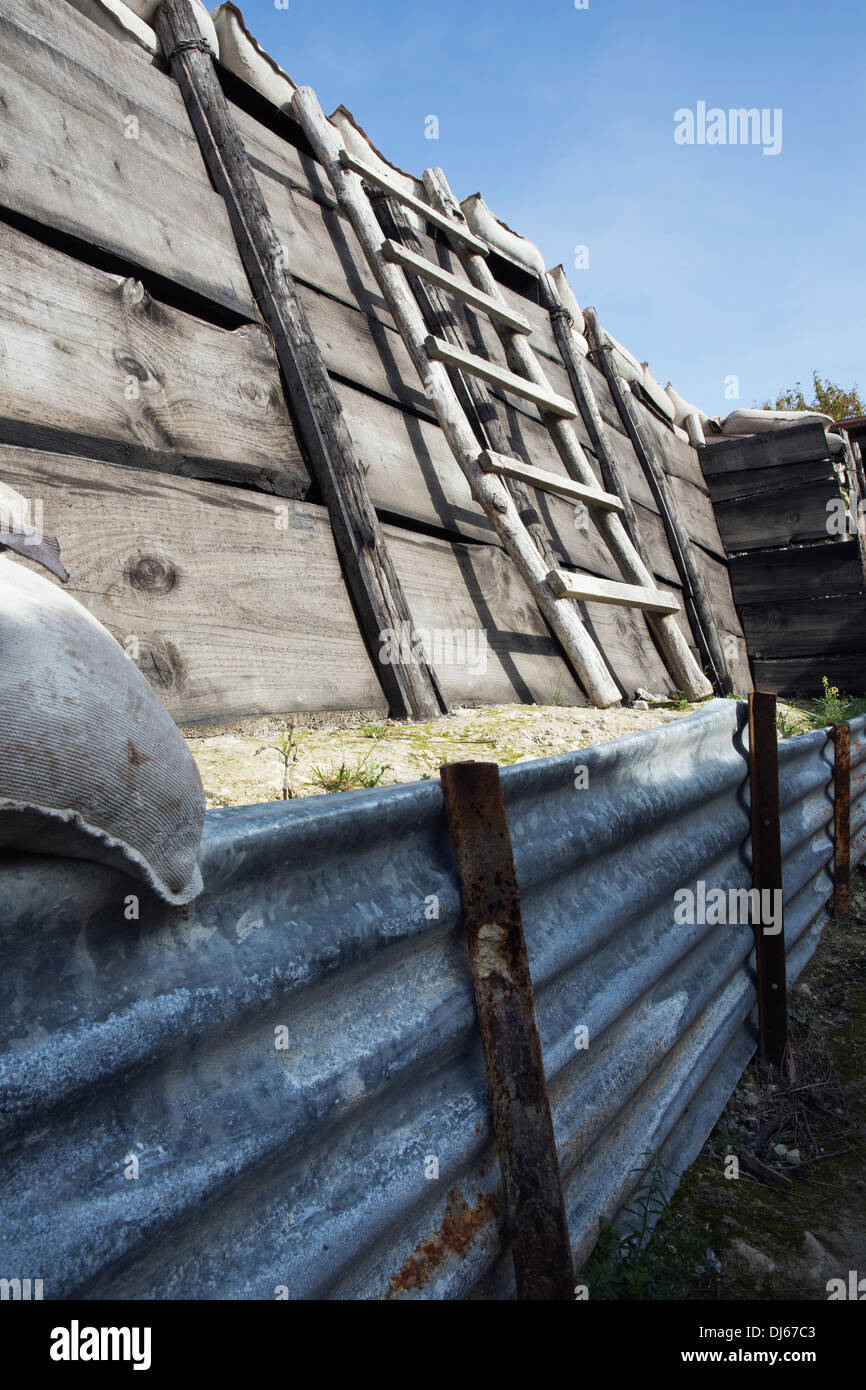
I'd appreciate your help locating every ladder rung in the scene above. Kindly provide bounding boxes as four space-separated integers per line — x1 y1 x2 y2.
338 150 489 254
546 569 680 614
382 240 532 334
479 451 623 512
425 336 578 418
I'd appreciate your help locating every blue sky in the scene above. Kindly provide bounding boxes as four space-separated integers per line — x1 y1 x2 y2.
238 0 865 417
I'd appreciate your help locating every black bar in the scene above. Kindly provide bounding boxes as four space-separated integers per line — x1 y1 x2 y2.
748 691 788 1067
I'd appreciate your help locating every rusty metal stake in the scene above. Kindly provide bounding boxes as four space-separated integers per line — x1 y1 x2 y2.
748 693 788 1069
833 723 851 923
439 761 574 1300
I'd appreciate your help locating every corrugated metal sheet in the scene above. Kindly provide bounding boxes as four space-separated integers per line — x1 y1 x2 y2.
0 698 849 1299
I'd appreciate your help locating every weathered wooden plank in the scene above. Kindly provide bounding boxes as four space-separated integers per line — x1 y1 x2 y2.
700 422 838 477
0 221 309 495
637 401 712 492
668 474 728 560
738 595 866 659
547 569 680 615
479 451 623 511
729 542 866 605
382 240 532 333
156 0 443 722
752 654 866 696
0 446 385 722
690 547 754 694
424 337 578 418
336 383 627 580
540 271 656 579
0 0 254 317
705 460 838 504
386 525 679 703
713 481 840 552
584 308 729 693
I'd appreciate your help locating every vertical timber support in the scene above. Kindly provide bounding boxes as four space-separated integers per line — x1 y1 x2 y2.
154 0 444 720
439 761 574 1300
833 722 851 923
584 307 733 696
539 273 654 574
748 692 789 1069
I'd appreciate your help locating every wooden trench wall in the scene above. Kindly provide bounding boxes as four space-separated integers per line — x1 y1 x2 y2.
701 423 866 695
0 0 752 726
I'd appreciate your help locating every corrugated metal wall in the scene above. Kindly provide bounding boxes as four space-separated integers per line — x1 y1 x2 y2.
0 700 857 1299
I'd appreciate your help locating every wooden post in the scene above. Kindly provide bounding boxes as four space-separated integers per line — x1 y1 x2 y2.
833 722 851 923
748 692 788 1068
421 171 712 704
154 0 444 721
583 308 733 696
440 761 574 1300
538 274 654 574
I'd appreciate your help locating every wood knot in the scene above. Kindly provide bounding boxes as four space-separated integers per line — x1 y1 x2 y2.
125 552 179 596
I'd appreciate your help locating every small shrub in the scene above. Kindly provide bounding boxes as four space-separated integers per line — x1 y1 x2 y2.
584 1159 707 1300
311 753 390 793
254 724 298 800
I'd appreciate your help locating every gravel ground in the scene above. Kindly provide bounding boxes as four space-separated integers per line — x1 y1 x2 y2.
183 695 820 810
184 699 705 809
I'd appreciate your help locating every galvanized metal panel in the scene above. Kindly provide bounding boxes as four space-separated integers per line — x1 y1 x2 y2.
0 699 843 1299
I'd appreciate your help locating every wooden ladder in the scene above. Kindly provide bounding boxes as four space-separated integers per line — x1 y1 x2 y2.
292 87 713 706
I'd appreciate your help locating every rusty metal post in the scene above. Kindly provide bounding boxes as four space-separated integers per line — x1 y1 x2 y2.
833 723 851 922
748 693 788 1068
439 761 574 1300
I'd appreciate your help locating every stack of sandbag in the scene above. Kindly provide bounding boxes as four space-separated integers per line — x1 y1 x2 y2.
0 552 205 905
212 2 296 108
460 194 547 275
665 383 714 446
719 408 835 436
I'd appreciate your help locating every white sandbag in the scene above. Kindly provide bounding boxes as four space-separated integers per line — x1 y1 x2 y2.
548 265 585 335
126 0 218 52
212 3 296 107
604 331 643 385
683 414 706 447
63 0 160 54
638 364 676 422
665 382 710 428
721 408 834 436
327 107 427 235
0 557 205 904
460 195 546 276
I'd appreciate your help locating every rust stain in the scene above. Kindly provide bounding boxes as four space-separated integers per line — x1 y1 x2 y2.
384 1187 500 1298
